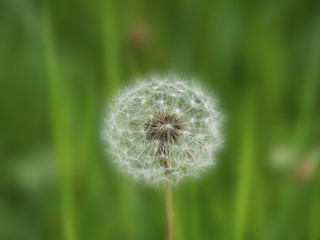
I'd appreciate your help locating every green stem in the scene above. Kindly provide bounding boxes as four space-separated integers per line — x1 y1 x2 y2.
165 173 173 240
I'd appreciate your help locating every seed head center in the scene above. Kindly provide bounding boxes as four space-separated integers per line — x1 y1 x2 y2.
144 113 183 144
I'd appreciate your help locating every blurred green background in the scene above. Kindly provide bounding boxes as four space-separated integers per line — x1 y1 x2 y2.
1 0 320 239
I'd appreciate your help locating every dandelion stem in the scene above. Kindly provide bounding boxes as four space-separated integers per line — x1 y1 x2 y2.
165 172 173 240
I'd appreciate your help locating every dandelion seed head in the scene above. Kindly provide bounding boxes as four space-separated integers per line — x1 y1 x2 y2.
102 74 224 185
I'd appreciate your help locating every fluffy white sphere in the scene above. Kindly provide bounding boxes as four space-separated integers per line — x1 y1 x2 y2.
102 75 223 185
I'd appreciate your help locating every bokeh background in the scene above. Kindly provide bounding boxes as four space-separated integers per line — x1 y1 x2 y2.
1 0 320 239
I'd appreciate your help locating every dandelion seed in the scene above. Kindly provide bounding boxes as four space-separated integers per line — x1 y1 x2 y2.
102 74 224 185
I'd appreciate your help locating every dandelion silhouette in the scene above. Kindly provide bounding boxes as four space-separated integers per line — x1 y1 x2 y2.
102 74 223 239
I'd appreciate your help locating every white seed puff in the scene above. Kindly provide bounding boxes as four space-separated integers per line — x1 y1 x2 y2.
102 75 224 185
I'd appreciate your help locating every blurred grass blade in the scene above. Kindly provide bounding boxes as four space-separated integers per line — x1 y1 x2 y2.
42 2 76 240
